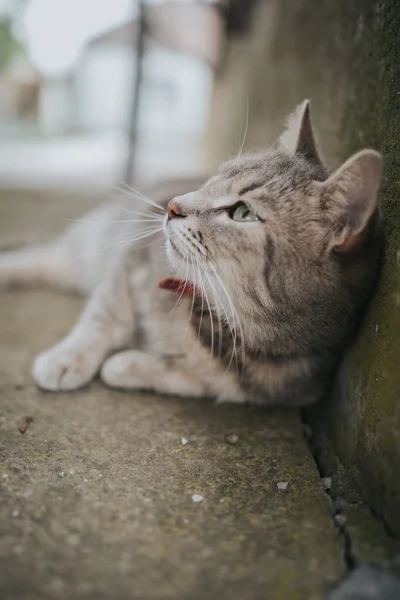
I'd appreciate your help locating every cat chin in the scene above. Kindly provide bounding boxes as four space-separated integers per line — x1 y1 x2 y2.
166 236 187 266
165 242 187 278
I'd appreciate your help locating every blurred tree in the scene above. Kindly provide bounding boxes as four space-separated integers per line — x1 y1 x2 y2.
0 18 25 72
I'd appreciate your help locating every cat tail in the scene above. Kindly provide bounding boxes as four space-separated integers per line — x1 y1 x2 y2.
0 239 80 292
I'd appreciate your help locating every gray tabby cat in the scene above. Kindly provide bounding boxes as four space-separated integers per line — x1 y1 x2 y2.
0 101 383 406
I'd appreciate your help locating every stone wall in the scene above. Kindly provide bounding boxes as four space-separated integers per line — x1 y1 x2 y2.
205 0 400 534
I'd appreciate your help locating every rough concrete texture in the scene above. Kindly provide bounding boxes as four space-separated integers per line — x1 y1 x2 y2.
0 191 346 599
327 565 400 600
206 0 400 537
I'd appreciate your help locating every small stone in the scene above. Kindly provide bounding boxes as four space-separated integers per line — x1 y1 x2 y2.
181 437 188 445
83 478 88 483
18 416 34 434
334 514 347 527
12 509 20 518
2 473 9 479
191 494 204 503
322 477 332 490
375 324 379 333
58 471 66 478
277 481 289 490
225 433 239 445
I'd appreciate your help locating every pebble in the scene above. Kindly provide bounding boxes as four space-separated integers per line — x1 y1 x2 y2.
58 471 66 479
277 481 289 490
181 437 188 445
334 514 347 527
12 509 20 518
225 433 239 445
322 477 332 490
191 494 204 503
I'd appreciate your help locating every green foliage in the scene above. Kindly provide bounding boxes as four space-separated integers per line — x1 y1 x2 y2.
0 19 24 72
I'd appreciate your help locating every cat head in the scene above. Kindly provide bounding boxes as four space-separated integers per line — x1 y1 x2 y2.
164 100 383 357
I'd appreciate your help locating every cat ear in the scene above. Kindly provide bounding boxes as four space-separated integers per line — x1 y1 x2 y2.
279 99 321 166
319 149 383 251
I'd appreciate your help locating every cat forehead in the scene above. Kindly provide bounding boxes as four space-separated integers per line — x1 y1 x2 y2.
213 150 319 190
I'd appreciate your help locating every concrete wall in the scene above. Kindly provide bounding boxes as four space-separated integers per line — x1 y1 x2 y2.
205 0 400 534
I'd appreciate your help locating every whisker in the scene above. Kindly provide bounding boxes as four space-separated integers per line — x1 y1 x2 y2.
199 262 224 360
169 251 190 317
201 259 240 373
238 94 249 158
200 269 215 361
109 227 164 249
178 257 198 343
208 263 245 374
65 218 162 224
118 202 163 217
68 226 163 260
195 256 205 342
187 258 198 327
118 205 164 221
115 182 165 212
173 235 220 361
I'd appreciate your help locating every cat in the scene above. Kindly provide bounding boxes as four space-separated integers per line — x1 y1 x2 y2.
0 100 383 406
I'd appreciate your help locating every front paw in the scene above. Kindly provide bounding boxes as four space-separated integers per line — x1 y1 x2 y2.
33 344 98 391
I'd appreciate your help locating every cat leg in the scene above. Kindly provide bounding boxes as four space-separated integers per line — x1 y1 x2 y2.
33 262 135 391
101 349 247 402
0 200 139 294
0 241 82 292
101 350 208 398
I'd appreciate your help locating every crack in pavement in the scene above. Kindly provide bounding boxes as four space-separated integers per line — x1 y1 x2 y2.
300 417 357 574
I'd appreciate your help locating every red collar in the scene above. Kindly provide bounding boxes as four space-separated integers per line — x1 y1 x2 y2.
159 277 201 298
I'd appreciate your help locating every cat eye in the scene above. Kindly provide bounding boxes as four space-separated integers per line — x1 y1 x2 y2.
229 202 259 222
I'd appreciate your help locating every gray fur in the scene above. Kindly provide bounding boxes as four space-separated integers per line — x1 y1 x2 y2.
0 101 383 405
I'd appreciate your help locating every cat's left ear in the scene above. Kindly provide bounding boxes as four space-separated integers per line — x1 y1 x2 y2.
317 149 383 252
279 100 322 167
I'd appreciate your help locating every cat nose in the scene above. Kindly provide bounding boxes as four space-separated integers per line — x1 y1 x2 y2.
167 198 186 220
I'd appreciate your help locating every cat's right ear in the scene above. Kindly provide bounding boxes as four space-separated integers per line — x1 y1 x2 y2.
279 100 322 167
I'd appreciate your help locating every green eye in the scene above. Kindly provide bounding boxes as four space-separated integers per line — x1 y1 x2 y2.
230 202 259 222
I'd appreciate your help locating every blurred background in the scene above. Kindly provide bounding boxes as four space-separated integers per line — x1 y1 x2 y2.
0 0 362 195
0 0 225 190
0 0 391 199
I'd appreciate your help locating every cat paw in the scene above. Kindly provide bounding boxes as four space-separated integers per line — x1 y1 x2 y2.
33 345 98 391
100 350 147 389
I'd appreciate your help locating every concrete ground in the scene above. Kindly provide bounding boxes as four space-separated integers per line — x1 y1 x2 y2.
0 190 388 600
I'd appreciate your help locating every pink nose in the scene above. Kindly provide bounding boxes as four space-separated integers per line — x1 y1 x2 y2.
167 199 185 219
